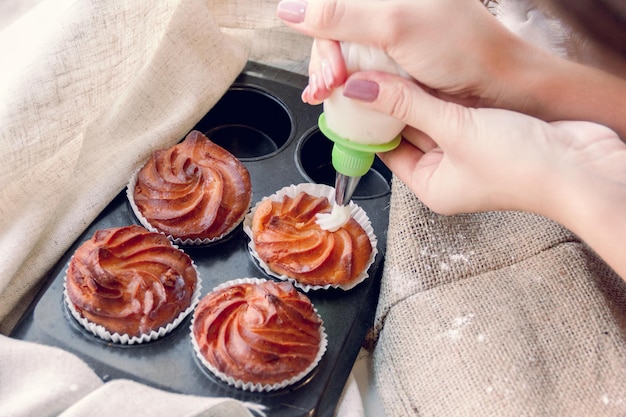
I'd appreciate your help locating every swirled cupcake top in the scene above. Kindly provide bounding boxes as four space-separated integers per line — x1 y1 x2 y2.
251 192 373 286
192 280 322 387
132 130 252 241
65 225 198 337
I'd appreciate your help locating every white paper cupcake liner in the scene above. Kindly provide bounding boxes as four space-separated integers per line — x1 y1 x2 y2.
63 252 202 345
190 278 328 392
243 183 378 291
127 168 250 246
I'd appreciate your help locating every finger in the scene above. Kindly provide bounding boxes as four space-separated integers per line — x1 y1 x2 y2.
302 39 347 104
401 125 438 154
342 71 475 151
277 0 392 47
377 139 445 200
301 84 319 105
301 72 323 105
376 139 423 186
314 38 347 89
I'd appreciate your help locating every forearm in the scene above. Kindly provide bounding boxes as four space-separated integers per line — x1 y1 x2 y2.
497 46 626 139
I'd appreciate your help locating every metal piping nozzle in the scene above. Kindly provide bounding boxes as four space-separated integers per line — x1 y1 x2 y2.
334 173 361 206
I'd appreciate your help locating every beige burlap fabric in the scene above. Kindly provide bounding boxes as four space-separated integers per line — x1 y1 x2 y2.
368 179 626 416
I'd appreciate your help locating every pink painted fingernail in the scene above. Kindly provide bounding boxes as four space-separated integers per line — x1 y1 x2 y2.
309 73 320 97
277 0 307 23
321 59 334 89
343 79 379 102
301 85 310 103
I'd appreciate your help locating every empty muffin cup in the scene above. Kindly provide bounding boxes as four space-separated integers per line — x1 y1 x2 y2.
193 85 294 161
295 128 392 200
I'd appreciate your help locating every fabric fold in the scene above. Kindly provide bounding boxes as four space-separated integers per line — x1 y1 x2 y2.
0 335 262 417
370 179 626 416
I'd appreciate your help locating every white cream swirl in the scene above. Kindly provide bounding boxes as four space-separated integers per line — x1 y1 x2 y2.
315 203 351 232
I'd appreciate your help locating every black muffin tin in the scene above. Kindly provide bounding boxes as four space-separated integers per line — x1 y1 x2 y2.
11 62 392 417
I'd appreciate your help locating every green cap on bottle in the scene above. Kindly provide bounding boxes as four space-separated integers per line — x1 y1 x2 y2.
318 113 401 177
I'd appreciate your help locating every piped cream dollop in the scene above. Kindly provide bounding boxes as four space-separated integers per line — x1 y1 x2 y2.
315 204 352 232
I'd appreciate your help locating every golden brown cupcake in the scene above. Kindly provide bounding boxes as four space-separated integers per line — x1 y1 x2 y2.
245 184 375 290
130 130 252 244
191 278 326 391
65 225 200 343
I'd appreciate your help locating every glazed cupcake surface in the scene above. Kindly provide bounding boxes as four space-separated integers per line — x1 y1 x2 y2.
65 225 199 338
249 189 374 288
192 279 325 390
131 130 252 243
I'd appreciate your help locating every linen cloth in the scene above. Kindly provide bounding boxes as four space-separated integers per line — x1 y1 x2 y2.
0 334 264 417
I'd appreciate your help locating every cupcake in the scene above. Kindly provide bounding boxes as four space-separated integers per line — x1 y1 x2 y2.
64 225 200 344
191 278 327 392
243 183 377 291
128 130 252 245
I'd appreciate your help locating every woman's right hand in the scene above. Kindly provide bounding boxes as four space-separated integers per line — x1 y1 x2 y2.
339 69 626 278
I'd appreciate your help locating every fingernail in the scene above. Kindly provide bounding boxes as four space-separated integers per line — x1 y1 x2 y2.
343 79 379 102
301 85 310 103
321 59 334 89
277 0 307 24
309 73 321 97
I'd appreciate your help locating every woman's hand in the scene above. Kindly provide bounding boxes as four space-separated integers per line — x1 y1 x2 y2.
341 69 626 277
278 0 533 108
277 0 626 138
337 71 622 216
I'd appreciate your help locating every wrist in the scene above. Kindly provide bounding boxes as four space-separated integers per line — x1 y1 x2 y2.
482 33 546 110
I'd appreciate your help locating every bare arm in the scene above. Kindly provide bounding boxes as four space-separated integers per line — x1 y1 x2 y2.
497 47 626 139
